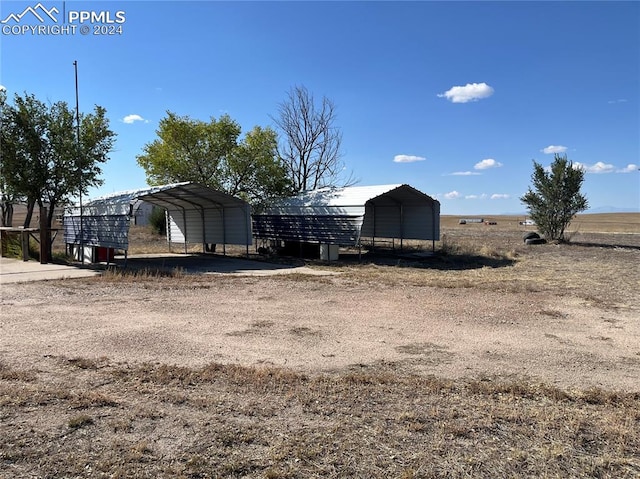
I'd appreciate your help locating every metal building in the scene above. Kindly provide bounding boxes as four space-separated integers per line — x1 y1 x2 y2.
64 182 252 261
252 184 440 257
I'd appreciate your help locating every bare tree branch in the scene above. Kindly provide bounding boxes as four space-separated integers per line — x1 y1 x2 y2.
272 85 355 192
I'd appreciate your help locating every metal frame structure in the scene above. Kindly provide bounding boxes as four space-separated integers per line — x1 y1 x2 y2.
64 183 252 261
252 184 440 254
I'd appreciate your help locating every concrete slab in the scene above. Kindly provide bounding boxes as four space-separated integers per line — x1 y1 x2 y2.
0 253 336 284
0 256 101 284
115 253 337 277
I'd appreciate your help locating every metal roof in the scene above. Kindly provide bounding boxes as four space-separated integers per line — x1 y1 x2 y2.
262 184 438 216
136 182 248 211
270 184 403 208
68 182 249 216
64 183 253 249
253 184 440 246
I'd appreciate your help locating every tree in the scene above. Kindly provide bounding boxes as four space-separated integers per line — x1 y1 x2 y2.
148 206 167 236
136 112 292 204
0 91 115 231
137 112 241 189
226 126 293 207
0 90 16 226
0 92 49 227
43 103 114 226
273 85 354 192
520 154 588 242
0 180 14 227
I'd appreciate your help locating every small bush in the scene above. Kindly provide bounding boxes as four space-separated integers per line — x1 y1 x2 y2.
2 233 23 258
148 206 167 236
1 232 39 259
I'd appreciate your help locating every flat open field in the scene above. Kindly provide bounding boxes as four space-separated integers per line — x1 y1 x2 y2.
441 212 640 233
1 214 639 477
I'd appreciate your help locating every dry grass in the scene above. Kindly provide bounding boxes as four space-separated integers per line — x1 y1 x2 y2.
2 213 639 477
99 265 187 281
329 217 640 309
1 358 639 478
73 217 638 309
440 213 640 234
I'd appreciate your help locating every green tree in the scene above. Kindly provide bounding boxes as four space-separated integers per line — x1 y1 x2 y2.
520 154 588 242
0 91 49 226
136 112 240 188
0 91 116 229
136 112 292 204
226 126 293 207
148 206 167 236
0 89 16 227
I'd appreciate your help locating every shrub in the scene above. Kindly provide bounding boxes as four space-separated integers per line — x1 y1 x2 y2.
520 154 588 242
148 206 167 236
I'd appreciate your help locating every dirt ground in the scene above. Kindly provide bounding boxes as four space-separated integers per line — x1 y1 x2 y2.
1 222 639 392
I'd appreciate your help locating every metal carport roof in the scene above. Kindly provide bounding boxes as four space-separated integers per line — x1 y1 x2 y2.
252 184 440 247
135 182 248 212
64 182 252 252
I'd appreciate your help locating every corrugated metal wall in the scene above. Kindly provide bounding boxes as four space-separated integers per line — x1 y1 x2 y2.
222 205 252 245
253 199 440 246
361 205 399 238
361 203 440 240
64 184 253 252
252 215 364 245
168 205 252 246
63 215 130 249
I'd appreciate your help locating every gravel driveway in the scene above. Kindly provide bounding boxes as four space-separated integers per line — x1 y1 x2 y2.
1 274 638 391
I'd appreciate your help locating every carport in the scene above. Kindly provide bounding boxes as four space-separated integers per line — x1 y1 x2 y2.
64 182 252 261
252 184 440 259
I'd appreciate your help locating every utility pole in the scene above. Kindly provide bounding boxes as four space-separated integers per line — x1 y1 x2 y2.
74 60 84 264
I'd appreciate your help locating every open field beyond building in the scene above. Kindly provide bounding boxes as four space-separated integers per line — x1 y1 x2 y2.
1 214 639 477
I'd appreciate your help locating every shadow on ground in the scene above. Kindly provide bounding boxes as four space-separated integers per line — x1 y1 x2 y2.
315 249 517 271
567 241 640 251
110 253 329 276
366 253 515 271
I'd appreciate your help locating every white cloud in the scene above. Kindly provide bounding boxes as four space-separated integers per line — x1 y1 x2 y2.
444 190 461 199
465 194 488 200
490 194 510 200
474 158 503 170
607 99 627 104
451 171 482 176
542 145 568 154
573 161 615 174
437 82 494 103
393 154 426 163
617 164 638 173
572 162 638 174
122 114 148 124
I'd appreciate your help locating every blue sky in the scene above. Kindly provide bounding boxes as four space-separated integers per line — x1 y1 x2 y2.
1 0 638 215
